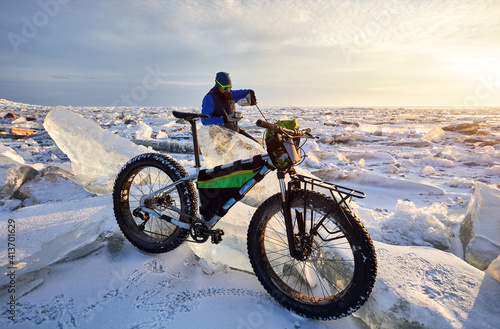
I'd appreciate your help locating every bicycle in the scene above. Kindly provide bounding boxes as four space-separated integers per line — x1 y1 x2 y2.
112 111 377 320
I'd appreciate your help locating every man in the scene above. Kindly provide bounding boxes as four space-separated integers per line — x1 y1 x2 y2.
201 72 257 141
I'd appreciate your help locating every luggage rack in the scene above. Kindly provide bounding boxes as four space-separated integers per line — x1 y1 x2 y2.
294 174 366 208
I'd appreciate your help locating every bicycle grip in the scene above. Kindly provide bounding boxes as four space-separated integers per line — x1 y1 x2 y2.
256 119 279 132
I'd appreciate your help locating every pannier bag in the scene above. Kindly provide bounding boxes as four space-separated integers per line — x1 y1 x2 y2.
197 155 268 221
265 119 301 171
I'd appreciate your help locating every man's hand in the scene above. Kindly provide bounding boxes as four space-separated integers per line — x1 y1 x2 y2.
226 112 242 122
248 90 257 105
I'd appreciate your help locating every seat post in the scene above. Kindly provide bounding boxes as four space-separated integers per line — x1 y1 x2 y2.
189 119 202 169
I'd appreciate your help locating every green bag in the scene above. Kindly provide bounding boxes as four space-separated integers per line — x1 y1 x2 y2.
265 119 301 171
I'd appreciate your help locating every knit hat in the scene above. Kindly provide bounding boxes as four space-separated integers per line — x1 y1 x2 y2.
215 72 232 87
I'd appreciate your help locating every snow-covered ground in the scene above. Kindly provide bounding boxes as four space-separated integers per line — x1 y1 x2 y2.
1 99 499 328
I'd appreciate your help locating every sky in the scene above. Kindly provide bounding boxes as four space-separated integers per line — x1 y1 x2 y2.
1 0 499 108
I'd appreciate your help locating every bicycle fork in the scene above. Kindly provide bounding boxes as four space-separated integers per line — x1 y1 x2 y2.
278 172 299 259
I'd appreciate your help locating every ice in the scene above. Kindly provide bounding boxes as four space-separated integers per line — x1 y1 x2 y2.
0 144 25 165
426 157 455 168
420 165 438 176
0 195 111 286
313 171 446 197
422 126 445 141
198 259 229 275
197 125 265 168
134 123 153 140
443 122 480 135
379 200 453 250
460 183 500 270
188 202 254 273
486 255 500 282
132 139 194 154
352 198 455 250
447 176 475 189
303 149 342 170
43 107 150 193
0 164 37 200
439 145 469 162
473 145 500 164
489 164 500 174
18 172 95 204
336 150 394 164
355 241 500 329
0 165 92 212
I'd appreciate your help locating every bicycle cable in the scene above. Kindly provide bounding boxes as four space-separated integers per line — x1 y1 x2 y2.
255 103 268 121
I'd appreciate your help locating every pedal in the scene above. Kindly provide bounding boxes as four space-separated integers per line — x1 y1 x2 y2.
211 229 224 244
190 222 224 244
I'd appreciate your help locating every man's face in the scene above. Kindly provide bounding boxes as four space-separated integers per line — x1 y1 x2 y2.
217 86 232 100
217 86 231 95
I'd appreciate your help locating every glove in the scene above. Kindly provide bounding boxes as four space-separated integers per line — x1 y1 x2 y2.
248 90 257 105
226 112 242 122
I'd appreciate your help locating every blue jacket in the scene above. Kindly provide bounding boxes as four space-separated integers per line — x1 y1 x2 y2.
201 88 250 126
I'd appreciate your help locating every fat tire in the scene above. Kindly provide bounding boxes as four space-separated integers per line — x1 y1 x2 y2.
247 190 376 320
112 153 197 253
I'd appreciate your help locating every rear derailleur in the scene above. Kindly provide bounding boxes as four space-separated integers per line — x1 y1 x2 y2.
190 221 224 244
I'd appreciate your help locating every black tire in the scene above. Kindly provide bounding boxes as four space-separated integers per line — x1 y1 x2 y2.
247 190 377 320
112 153 197 253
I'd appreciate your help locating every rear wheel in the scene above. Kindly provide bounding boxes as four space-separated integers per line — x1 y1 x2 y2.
247 190 376 320
112 153 197 253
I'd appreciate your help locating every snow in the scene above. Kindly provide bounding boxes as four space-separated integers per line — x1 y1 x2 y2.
356 241 500 329
1 99 500 328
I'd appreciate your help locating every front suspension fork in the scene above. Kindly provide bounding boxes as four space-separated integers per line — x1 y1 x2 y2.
278 172 299 259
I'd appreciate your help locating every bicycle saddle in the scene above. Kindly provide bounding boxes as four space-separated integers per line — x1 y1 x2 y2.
172 111 210 120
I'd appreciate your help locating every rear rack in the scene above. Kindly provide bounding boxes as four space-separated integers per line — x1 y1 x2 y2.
293 174 366 208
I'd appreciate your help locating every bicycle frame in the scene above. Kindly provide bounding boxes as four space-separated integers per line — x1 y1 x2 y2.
138 153 274 230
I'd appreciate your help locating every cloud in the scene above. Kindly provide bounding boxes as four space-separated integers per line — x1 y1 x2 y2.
50 74 97 80
1 0 499 107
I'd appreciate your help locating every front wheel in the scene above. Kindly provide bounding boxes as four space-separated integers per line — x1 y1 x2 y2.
112 153 197 253
247 190 377 320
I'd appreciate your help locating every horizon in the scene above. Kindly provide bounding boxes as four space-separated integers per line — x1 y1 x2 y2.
1 1 499 108
3 97 499 111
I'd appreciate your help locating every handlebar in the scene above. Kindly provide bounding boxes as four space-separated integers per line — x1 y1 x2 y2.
256 119 313 137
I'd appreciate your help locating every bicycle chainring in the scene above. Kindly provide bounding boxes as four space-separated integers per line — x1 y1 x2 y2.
190 221 210 243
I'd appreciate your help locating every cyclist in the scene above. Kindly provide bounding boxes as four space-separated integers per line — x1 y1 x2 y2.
201 71 257 141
